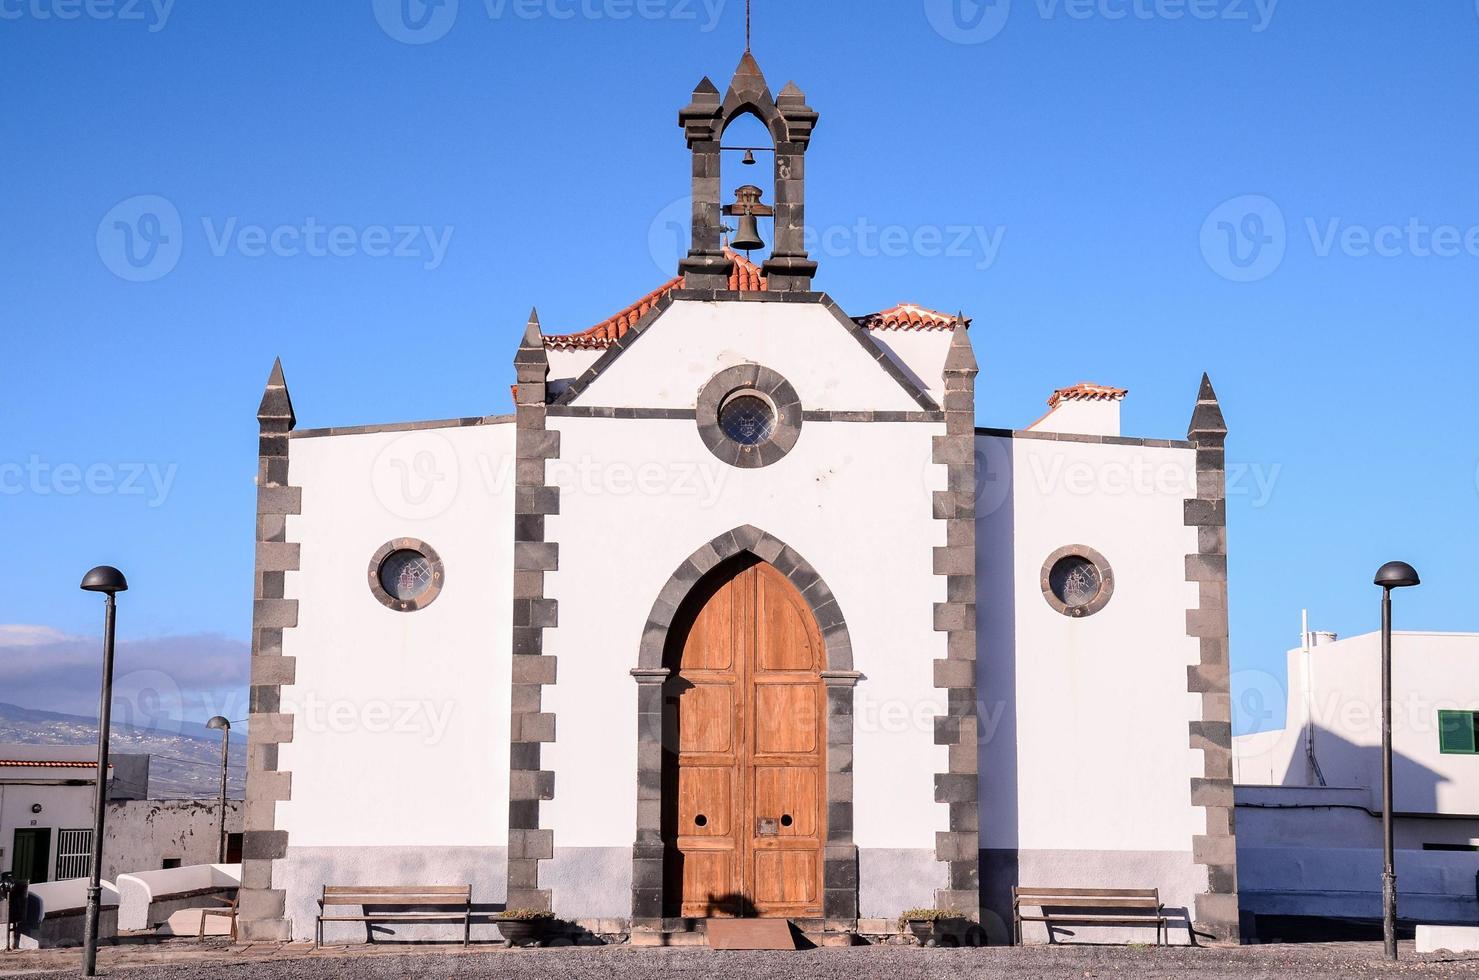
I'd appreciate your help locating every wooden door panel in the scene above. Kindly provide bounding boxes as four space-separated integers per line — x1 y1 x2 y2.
677 684 736 754
753 766 818 838
681 577 736 672
677 765 734 838
756 574 821 672
679 849 740 917
753 683 819 755
751 850 819 908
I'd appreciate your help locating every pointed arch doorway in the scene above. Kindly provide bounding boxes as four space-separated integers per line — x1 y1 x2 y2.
664 555 825 918
630 527 860 927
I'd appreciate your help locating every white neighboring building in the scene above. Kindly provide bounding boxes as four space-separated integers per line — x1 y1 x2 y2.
1 745 146 884
1234 630 1479 927
0 744 242 886
239 49 1241 945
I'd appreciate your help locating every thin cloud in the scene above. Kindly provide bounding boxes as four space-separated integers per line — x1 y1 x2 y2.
0 625 250 729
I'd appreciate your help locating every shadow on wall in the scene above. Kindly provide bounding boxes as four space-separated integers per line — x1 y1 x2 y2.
1279 725 1449 813
975 438 1018 946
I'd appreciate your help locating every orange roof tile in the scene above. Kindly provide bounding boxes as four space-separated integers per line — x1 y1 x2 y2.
542 262 965 352
0 759 97 769
851 302 965 331
544 251 768 352
1047 382 1129 409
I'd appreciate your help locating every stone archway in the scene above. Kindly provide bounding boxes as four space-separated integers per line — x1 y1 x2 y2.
629 526 859 930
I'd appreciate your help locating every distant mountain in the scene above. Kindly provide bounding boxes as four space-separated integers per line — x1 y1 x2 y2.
0 702 245 799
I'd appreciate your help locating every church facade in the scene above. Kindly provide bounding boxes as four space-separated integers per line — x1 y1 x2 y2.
237 52 1241 945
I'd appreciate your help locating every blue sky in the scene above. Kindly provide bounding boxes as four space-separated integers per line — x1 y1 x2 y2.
3 1 1475 733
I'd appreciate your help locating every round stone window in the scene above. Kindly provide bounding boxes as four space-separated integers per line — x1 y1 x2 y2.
696 364 802 469
718 394 777 446
1041 546 1113 618
368 539 445 612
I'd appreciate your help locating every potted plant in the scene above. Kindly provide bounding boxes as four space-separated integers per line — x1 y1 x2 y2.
898 908 969 947
496 908 555 947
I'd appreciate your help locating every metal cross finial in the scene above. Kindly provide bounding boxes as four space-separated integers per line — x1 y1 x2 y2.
745 0 751 50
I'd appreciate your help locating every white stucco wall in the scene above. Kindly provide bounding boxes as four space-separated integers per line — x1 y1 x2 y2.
977 433 1204 855
1028 399 1122 437
278 422 516 849
865 329 952 407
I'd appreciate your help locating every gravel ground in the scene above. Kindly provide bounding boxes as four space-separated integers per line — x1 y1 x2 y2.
5 942 1479 980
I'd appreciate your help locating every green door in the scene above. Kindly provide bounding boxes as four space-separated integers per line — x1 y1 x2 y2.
12 828 51 884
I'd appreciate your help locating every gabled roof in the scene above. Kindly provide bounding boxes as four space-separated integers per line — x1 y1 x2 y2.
542 257 962 352
1047 382 1129 408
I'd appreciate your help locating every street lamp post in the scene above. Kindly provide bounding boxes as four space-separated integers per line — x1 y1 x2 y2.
1374 560 1421 963
206 717 232 864
79 565 128 979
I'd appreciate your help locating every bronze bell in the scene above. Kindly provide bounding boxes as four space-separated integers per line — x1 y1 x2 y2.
726 184 770 253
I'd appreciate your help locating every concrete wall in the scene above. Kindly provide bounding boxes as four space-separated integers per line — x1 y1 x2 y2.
976 432 1208 940
102 800 243 882
276 421 516 940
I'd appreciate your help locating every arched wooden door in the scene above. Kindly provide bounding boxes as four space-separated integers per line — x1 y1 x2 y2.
663 556 826 918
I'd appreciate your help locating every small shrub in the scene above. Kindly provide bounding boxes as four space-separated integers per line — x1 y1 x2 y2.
498 908 556 921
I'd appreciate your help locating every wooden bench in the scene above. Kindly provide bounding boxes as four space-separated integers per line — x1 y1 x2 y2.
1012 887 1170 946
316 885 472 948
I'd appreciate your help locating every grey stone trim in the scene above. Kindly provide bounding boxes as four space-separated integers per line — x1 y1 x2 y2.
976 426 1194 450
695 364 802 469
630 527 858 929
240 358 299 942
291 415 514 440
1039 544 1116 618
547 406 698 420
932 327 980 919
803 409 944 423
1183 374 1241 944
507 312 558 913
366 538 445 613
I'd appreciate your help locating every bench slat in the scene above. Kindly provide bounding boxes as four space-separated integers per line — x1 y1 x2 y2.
1014 887 1159 899
1016 898 1159 909
323 886 470 895
320 914 470 922
321 897 469 905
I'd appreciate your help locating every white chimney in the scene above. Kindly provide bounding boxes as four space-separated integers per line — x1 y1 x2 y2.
1028 382 1128 437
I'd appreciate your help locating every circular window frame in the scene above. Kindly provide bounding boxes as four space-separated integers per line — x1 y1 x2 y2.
1041 545 1114 618
696 364 802 469
368 538 445 613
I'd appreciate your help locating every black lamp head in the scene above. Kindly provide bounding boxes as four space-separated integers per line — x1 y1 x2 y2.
1374 561 1421 590
79 566 129 595
206 716 231 731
